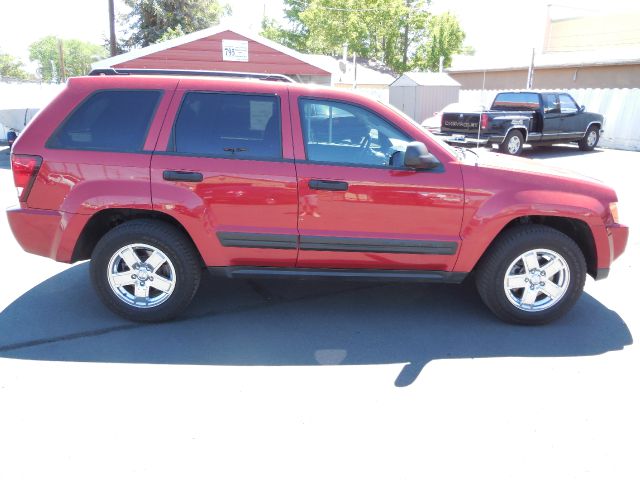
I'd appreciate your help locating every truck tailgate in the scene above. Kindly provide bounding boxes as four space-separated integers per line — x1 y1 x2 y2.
441 112 481 133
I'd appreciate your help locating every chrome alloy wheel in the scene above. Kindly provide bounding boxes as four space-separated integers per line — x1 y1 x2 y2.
503 249 571 312
507 134 521 154
587 130 598 147
107 243 176 308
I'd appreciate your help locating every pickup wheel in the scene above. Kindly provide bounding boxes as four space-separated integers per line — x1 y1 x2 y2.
499 130 524 155
578 125 599 151
90 220 201 323
475 225 586 325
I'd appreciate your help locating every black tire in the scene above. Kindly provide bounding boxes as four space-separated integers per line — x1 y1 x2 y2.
90 220 202 323
578 125 599 151
475 225 587 325
499 130 524 155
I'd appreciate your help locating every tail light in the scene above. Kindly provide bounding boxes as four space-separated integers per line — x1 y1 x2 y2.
11 154 42 202
480 113 489 129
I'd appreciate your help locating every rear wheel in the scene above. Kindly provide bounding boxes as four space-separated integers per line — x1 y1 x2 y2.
578 125 599 151
499 130 524 155
475 225 586 325
90 220 202 323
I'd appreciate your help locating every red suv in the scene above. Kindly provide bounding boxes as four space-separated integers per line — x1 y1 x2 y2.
7 69 628 325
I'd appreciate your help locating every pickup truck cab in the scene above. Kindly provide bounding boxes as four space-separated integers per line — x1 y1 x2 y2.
436 91 604 155
7 70 627 325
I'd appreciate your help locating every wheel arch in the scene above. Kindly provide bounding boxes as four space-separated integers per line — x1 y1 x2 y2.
585 121 602 133
474 215 598 279
505 126 528 142
72 208 204 265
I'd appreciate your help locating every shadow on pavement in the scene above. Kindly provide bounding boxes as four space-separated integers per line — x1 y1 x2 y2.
0 263 632 386
521 145 604 160
476 144 604 161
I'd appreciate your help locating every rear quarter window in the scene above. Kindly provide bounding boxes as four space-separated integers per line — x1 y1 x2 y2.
47 89 161 152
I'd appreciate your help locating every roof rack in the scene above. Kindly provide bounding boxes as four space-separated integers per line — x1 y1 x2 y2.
88 68 295 83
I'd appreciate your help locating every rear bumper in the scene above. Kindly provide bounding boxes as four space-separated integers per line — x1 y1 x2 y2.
6 206 87 263
433 131 505 146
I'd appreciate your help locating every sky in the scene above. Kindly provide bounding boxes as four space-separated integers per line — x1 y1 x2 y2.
1 0 638 71
0 0 284 68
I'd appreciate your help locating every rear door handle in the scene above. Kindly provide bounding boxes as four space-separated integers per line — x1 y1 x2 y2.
308 179 349 191
163 170 203 182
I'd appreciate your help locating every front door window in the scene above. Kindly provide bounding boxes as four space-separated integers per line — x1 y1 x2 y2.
299 99 412 168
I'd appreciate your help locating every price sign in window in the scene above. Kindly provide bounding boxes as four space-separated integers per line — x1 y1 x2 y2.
222 39 249 62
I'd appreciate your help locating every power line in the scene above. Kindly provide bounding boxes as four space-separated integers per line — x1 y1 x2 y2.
284 0 426 13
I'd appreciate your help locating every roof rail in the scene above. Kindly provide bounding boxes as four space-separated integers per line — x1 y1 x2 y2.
88 68 295 83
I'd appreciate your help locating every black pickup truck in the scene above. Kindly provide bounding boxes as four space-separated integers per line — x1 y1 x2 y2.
434 91 604 155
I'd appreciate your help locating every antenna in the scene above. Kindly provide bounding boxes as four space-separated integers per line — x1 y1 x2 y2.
476 69 486 150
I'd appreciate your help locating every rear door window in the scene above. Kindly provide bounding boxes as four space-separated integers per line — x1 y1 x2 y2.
48 90 161 151
172 92 281 159
542 94 560 114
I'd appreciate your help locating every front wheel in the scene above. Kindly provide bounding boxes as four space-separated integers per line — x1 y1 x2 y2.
475 225 586 325
499 130 524 155
578 125 599 151
90 220 202 323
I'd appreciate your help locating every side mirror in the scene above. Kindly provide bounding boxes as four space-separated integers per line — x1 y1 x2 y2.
404 141 441 170
580 105 586 112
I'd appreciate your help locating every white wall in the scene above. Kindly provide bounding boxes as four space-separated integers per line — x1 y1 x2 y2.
459 88 640 151
0 81 64 138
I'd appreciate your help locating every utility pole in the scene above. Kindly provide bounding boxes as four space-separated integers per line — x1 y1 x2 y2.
352 53 357 89
402 0 410 69
57 39 66 82
108 0 117 56
526 48 535 89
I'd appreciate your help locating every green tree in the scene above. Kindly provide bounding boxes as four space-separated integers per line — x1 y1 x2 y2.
29 36 107 82
157 25 186 43
261 0 433 72
122 0 231 48
261 0 315 52
0 50 31 80
412 12 466 71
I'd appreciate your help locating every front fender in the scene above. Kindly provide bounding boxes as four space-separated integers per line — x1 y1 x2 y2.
453 187 608 272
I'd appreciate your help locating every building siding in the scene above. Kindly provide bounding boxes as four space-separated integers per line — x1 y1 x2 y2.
449 64 640 90
114 30 330 77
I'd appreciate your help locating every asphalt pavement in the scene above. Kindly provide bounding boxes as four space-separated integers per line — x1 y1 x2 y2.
0 144 638 480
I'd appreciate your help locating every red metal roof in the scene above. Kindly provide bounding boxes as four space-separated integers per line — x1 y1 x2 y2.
108 29 330 76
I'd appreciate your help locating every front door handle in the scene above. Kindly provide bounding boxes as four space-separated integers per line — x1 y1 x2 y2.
163 170 203 182
308 179 349 191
